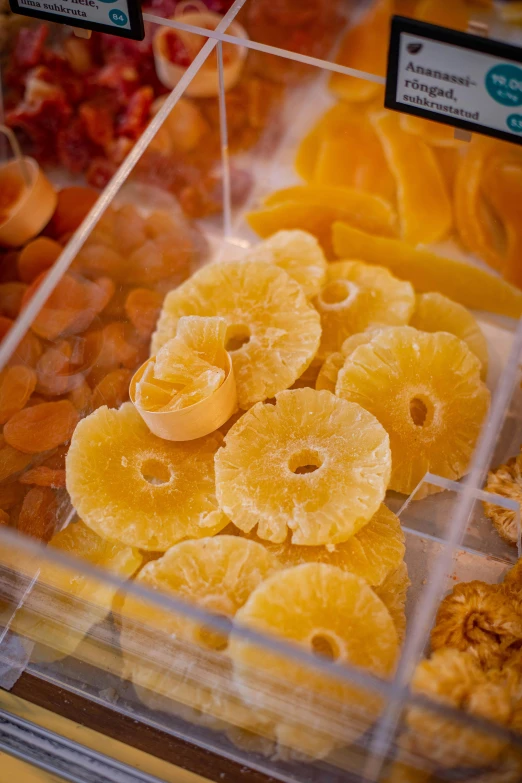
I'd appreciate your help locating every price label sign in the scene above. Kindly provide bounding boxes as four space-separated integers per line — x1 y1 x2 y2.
9 0 144 39
386 16 522 145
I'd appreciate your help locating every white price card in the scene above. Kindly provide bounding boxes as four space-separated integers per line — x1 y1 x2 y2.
9 0 144 40
385 16 522 145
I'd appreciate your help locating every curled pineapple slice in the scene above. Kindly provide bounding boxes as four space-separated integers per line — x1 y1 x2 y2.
152 261 321 409
316 328 386 393
336 327 490 496
215 387 391 545
313 260 415 361
245 230 327 299
373 561 410 645
66 403 226 550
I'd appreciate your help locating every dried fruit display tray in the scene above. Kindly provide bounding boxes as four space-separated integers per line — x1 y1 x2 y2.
2 2 522 783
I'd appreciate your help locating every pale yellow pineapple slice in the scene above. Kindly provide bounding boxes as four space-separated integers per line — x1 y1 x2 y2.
336 327 490 496
215 387 391 545
152 261 321 409
134 361 175 412
154 338 221 385
229 504 404 588
229 564 399 750
119 536 279 727
373 561 410 644
66 402 226 550
175 315 228 366
410 293 488 380
316 328 386 392
245 230 327 299
10 520 142 660
313 260 415 361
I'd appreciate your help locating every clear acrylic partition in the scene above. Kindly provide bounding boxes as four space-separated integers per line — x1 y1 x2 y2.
1 2 522 782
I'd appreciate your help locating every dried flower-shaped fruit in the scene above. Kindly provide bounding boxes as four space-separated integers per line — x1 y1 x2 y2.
431 581 522 668
215 388 391 545
484 455 522 546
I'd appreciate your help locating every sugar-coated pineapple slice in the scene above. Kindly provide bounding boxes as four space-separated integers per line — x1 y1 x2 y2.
175 315 228 366
229 564 398 750
119 536 279 727
313 260 415 361
229 504 404 588
336 327 490 496
152 261 321 409
245 230 327 299
10 520 142 660
66 403 226 550
410 292 488 380
215 388 391 545
316 328 386 392
373 561 410 645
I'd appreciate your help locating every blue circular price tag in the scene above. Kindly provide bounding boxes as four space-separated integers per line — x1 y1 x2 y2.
507 113 522 133
109 8 128 24
486 63 522 107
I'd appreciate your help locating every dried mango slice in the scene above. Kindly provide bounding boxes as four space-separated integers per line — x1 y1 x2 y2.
415 0 468 30
372 111 452 244
295 103 363 182
483 162 522 288
329 0 391 103
400 115 464 149
332 222 522 317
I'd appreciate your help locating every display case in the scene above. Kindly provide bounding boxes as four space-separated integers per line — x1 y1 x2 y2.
2 2 522 782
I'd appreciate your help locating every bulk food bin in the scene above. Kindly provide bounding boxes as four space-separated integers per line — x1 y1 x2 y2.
2 1 522 781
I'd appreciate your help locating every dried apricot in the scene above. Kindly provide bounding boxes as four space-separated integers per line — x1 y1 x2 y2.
113 204 148 255
74 244 127 282
0 482 26 510
68 381 93 414
0 436 32 482
89 322 141 379
8 331 43 368
36 334 100 397
0 366 37 424
0 283 27 319
4 401 80 454
91 368 132 410
20 467 66 489
48 186 99 238
42 446 68 471
124 288 163 339
17 486 57 542
0 316 13 339
17 238 62 284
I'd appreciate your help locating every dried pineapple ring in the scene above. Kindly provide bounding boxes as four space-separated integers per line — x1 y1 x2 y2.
373 561 410 645
215 387 391 546
152 261 321 410
410 292 488 380
430 581 522 668
484 455 522 546
10 520 142 661
66 403 226 551
314 260 414 361
120 536 279 727
406 649 510 768
229 563 398 749
336 327 490 496
245 230 327 299
230 504 404 588
316 328 386 393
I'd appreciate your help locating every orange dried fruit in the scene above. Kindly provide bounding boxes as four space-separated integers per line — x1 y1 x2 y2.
17 485 57 542
0 482 26 510
48 186 99 238
4 400 80 454
336 327 490 495
415 0 468 30
66 402 226 550
410 292 488 379
8 330 43 368
215 388 391 545
400 115 464 149
0 509 9 525
482 160 522 288
74 244 127 282
372 111 452 244
245 230 327 299
230 504 404 587
484 455 522 546
295 103 357 182
90 322 141 378
124 288 163 339
0 365 37 424
332 222 522 317
112 204 148 256
36 335 100 397
0 435 32 482
20 466 66 489
91 368 132 410
153 262 321 410
17 237 62 284
150 96 209 154
313 260 414 360
329 0 392 103
374 561 410 645
0 282 27 319
430 580 522 668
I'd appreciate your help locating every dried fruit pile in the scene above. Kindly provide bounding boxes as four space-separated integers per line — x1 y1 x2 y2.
0 185 202 543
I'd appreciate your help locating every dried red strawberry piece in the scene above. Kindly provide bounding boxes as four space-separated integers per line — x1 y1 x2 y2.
79 101 115 148
57 116 97 174
93 63 140 102
24 66 67 105
117 86 153 139
13 25 49 70
7 96 73 160
86 158 117 189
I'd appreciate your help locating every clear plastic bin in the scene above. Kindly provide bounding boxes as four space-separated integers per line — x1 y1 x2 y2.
1 2 522 782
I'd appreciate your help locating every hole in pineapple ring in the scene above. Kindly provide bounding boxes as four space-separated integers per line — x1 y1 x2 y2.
319 280 358 309
409 397 430 427
198 616 231 651
310 632 340 661
140 458 172 485
288 448 323 475
226 324 251 352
